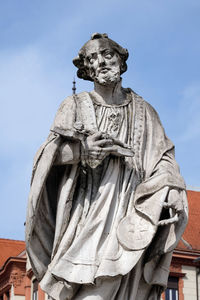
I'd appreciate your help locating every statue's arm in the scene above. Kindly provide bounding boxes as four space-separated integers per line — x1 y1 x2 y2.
54 140 81 165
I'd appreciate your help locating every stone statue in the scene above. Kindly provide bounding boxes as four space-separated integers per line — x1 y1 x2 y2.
26 33 188 300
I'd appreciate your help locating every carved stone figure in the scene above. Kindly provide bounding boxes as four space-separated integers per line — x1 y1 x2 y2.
26 33 188 300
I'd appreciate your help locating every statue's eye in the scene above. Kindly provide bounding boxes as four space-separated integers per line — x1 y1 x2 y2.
88 54 97 64
104 51 113 59
88 58 95 64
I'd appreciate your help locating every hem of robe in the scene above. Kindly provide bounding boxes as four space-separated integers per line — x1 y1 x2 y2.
40 252 169 300
48 249 143 284
40 269 75 300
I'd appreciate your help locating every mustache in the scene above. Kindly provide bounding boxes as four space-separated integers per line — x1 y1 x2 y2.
96 67 112 74
94 68 120 85
89 65 120 82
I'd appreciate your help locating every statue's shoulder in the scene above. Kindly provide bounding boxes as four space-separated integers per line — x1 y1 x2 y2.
129 89 160 120
57 91 91 110
128 89 147 106
52 91 92 131
57 95 75 113
53 94 77 130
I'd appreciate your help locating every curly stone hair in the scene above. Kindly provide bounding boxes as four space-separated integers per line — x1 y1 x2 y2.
73 33 129 82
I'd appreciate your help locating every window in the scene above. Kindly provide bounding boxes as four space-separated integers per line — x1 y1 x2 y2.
32 279 38 300
165 276 179 300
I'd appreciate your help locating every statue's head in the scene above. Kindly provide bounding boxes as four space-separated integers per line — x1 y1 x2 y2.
73 33 129 85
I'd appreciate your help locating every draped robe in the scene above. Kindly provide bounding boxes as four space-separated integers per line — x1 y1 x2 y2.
26 89 188 300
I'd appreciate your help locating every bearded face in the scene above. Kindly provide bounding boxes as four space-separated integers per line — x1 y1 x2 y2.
92 63 121 86
84 39 121 86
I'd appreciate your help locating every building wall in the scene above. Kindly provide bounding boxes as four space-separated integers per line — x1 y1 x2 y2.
28 274 45 300
182 265 197 300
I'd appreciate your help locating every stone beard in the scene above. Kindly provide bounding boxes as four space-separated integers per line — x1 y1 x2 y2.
26 33 188 300
92 65 121 85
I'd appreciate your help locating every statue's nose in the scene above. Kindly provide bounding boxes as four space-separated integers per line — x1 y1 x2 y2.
97 55 105 66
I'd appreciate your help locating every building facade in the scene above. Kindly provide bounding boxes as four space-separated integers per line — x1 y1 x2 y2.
163 190 200 300
0 239 45 300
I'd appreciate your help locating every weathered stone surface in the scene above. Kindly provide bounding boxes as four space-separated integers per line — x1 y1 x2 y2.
26 33 188 300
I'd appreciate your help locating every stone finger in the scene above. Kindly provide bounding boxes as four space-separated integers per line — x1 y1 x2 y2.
91 132 103 141
95 139 113 146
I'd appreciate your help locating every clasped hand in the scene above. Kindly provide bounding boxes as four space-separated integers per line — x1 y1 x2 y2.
82 132 134 160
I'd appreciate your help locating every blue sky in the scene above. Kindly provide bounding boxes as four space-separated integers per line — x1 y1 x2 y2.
0 0 200 240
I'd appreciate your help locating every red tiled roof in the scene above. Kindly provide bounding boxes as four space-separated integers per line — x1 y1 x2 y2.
177 190 200 251
0 238 25 268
